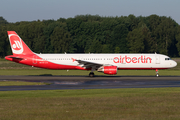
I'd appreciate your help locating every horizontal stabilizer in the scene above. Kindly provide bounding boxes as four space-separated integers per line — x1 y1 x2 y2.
5 56 24 60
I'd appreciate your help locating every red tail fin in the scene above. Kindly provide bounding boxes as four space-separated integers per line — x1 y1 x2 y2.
7 31 34 55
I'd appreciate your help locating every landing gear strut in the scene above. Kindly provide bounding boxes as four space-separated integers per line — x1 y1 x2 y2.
156 69 159 77
89 72 94 77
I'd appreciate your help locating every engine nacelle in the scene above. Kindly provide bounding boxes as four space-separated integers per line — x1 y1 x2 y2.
98 66 117 75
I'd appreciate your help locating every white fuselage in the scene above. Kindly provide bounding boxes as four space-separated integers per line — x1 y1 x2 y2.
36 53 177 69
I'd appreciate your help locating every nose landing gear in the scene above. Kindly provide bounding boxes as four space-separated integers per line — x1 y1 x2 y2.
156 69 159 77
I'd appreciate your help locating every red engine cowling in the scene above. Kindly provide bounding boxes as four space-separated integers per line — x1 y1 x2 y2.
103 66 117 75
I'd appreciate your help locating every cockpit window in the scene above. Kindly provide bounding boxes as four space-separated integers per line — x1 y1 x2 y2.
165 58 171 60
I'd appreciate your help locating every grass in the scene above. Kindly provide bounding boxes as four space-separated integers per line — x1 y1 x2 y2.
0 58 6 61
0 88 180 120
0 69 180 76
0 60 38 69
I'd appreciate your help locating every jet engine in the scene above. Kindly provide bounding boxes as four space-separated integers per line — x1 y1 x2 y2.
97 66 117 75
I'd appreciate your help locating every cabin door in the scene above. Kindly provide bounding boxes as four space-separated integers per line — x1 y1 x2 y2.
155 55 160 64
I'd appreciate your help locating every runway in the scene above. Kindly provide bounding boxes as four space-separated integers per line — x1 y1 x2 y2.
0 75 180 91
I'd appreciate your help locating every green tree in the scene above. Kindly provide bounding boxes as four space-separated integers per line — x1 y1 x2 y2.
0 17 8 25
112 24 129 53
127 14 140 31
154 17 178 56
50 26 72 53
101 44 111 53
0 26 8 57
138 22 154 53
127 27 145 53
0 14 179 58
86 38 102 53
176 26 180 56
114 47 120 53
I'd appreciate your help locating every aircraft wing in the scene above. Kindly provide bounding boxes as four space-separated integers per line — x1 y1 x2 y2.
75 59 103 69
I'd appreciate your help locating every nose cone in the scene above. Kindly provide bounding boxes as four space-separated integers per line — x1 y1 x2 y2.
172 60 177 68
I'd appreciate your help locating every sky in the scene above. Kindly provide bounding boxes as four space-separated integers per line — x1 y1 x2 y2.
0 0 180 24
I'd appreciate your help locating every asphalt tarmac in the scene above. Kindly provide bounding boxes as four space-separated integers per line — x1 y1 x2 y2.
0 75 180 91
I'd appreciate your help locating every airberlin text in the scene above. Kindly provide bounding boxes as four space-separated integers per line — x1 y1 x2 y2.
113 56 152 63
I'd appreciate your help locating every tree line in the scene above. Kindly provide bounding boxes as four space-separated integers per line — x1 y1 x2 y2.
0 14 180 58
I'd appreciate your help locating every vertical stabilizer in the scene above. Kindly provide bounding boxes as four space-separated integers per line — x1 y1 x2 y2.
7 31 34 55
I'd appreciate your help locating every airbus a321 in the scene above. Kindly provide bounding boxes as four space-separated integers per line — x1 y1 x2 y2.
5 31 177 77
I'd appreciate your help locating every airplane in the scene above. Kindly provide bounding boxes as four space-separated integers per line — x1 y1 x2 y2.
5 31 177 77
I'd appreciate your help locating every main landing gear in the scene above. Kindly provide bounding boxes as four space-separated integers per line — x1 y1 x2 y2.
89 72 94 77
156 69 159 77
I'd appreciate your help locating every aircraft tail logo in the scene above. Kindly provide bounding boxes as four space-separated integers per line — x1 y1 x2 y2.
9 33 23 54
7 31 34 55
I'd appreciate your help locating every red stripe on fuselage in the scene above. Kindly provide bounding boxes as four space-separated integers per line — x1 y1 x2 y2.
5 54 88 70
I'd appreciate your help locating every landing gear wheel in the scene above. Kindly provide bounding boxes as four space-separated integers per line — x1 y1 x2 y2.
156 73 159 77
89 72 94 77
